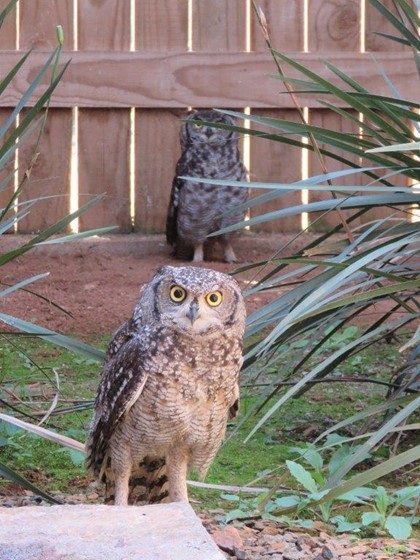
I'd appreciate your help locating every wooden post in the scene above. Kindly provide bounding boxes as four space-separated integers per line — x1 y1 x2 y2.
307 0 363 232
17 0 73 233
250 0 305 233
134 0 188 233
77 1 131 232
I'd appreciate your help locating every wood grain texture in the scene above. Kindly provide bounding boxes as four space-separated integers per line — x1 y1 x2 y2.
308 0 361 52
77 0 131 232
78 0 131 51
0 3 17 219
0 51 416 109
17 109 72 233
363 0 410 223
1 2 414 234
250 1 304 232
78 109 131 232
252 0 305 52
307 0 363 231
17 0 73 233
136 0 188 50
365 0 408 52
249 109 302 233
0 0 16 49
19 0 73 50
0 112 16 227
308 109 364 232
135 109 182 232
192 0 247 52
134 1 188 233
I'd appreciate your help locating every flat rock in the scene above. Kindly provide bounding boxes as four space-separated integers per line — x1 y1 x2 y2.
0 503 225 560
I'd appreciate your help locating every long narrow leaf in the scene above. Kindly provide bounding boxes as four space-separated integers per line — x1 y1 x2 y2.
0 273 50 298
367 141 420 153
368 0 420 50
244 316 413 442
327 396 420 486
0 51 31 100
0 414 85 453
313 395 417 444
0 0 18 29
322 445 420 502
0 313 105 361
37 226 118 245
0 194 108 266
209 193 418 235
0 461 61 504
0 49 58 148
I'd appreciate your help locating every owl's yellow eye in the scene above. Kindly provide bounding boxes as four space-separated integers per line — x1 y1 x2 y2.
193 122 203 129
205 291 223 307
169 285 187 303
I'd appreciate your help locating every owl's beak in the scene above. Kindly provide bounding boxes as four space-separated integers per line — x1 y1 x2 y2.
186 300 199 324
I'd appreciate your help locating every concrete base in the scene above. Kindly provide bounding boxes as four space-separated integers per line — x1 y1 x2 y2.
0 503 225 560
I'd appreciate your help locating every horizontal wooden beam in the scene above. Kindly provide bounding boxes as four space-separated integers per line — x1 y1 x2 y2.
0 51 416 109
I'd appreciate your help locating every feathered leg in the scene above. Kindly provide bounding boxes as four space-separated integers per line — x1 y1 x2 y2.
192 243 204 262
166 447 189 502
221 237 237 263
115 469 131 505
112 446 132 506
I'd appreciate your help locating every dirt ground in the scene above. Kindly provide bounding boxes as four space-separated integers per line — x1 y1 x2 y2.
1 232 309 340
1 232 419 559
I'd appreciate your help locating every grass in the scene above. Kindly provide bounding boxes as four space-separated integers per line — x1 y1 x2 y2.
1 331 416 514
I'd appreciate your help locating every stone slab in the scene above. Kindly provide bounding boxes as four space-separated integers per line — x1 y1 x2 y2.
0 503 225 560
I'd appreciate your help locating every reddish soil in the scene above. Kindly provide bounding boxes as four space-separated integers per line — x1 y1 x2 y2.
1 232 308 341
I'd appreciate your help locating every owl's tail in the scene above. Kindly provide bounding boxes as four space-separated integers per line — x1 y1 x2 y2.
104 456 169 505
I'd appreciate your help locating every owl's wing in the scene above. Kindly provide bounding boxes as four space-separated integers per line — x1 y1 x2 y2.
104 293 145 361
104 320 133 361
166 176 181 246
166 156 189 246
86 330 149 476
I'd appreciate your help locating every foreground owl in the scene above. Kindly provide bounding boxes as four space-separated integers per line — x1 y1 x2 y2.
166 110 248 263
86 265 246 505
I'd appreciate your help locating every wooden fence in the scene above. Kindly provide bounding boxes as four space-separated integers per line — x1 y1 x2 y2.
0 0 416 234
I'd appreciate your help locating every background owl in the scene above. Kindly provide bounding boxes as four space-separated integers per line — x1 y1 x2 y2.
86 265 246 505
166 110 248 263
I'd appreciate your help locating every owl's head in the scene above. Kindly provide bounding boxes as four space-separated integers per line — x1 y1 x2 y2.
181 110 238 149
142 265 246 337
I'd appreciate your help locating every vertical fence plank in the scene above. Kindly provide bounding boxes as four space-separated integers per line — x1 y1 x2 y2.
17 0 73 233
307 0 362 231
365 0 408 52
134 0 188 233
363 0 409 223
249 0 304 233
77 1 131 232
0 3 17 221
192 0 247 51
190 0 249 239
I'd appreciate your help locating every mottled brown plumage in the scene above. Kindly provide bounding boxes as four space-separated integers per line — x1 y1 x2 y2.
86 265 246 505
166 110 248 263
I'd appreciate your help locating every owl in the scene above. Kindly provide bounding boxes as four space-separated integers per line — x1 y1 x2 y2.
166 110 248 263
86 265 246 505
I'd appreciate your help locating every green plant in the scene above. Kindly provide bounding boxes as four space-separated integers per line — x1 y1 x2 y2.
0 1 113 499
185 0 419 519
277 443 419 539
333 485 420 539
218 440 419 539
